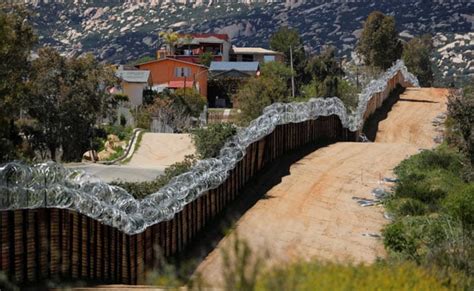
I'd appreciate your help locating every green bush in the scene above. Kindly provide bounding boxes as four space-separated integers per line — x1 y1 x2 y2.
112 155 196 199
103 124 133 141
172 88 206 117
394 146 464 180
447 85 474 165
384 216 464 261
191 123 237 159
133 106 151 129
383 221 417 256
443 183 474 232
397 198 428 216
256 261 463 290
221 235 264 291
393 147 465 207
395 170 460 205
91 136 105 152
235 62 293 124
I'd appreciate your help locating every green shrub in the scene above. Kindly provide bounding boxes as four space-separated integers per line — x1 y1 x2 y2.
256 261 462 290
397 198 428 216
235 62 293 124
383 221 417 256
447 85 474 165
173 88 206 117
103 124 133 141
191 123 237 159
395 146 464 180
113 155 196 199
443 183 474 232
91 136 105 152
385 144 474 280
113 93 129 103
395 170 460 205
221 235 264 291
133 106 151 129
393 147 465 207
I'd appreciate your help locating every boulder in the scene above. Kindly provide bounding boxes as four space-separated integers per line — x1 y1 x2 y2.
107 134 120 143
82 150 98 162
98 150 113 161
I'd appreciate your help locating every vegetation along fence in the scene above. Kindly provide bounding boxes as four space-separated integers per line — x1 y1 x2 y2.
0 60 418 285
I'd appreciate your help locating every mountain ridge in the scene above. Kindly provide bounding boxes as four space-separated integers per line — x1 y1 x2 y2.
25 0 473 85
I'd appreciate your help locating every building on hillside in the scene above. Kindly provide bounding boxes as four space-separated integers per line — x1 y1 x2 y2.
157 33 231 64
230 47 284 64
208 61 260 108
114 68 151 106
209 61 260 78
136 58 208 97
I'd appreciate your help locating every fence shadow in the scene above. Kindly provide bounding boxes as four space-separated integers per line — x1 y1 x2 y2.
176 140 333 278
362 85 405 141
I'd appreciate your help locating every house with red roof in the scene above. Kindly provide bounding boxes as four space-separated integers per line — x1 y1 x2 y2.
136 58 208 97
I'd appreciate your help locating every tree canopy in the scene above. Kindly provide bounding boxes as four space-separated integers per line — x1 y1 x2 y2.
0 6 36 162
147 88 206 132
303 47 344 98
191 123 237 159
402 35 434 87
269 26 309 90
235 62 293 124
25 48 118 161
356 11 402 69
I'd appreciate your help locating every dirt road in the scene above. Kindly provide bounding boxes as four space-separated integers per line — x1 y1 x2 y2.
194 88 449 285
127 133 195 167
375 88 449 147
68 133 195 182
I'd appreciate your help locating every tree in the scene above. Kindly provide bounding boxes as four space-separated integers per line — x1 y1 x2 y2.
149 88 206 132
26 48 117 161
191 123 237 159
402 35 434 87
269 27 309 88
0 6 36 162
148 96 191 132
447 85 474 165
159 31 179 55
356 11 402 70
235 62 293 124
199 51 213 67
172 88 206 117
303 47 344 98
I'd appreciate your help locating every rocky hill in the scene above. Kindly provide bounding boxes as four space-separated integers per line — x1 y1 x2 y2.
25 0 473 85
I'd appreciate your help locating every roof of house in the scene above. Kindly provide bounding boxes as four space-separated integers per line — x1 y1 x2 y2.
115 70 150 83
191 36 227 44
186 33 229 41
231 47 282 55
177 36 228 45
136 57 208 69
209 61 260 72
212 69 251 78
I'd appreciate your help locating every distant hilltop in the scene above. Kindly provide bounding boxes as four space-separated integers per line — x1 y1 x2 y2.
18 0 473 86
22 0 306 8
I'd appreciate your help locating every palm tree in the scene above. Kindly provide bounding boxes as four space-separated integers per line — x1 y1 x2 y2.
159 31 179 55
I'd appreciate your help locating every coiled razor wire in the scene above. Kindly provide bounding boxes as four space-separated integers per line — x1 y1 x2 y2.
0 60 419 234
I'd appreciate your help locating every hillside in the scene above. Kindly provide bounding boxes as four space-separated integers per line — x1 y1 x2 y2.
26 0 473 85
